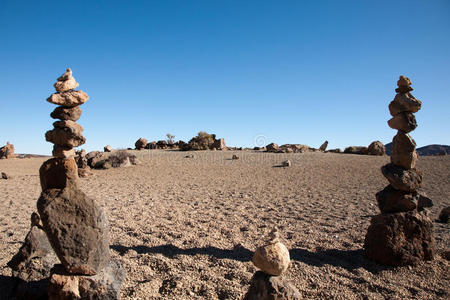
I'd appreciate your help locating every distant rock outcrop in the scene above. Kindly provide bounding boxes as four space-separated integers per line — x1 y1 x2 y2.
0 142 15 159
367 141 385 156
135 138 148 150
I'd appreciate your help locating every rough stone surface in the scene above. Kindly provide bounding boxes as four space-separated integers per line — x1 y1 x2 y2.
104 145 113 152
381 163 423 192
364 210 435 266
376 185 418 213
282 160 291 167
0 142 15 159
57 68 72 81
243 271 301 300
266 143 279 152
45 123 86 148
50 106 82 121
389 93 422 116
37 187 110 275
135 138 148 150
39 158 79 191
397 75 412 87
367 141 385 156
439 206 450 223
52 145 75 159
2 171 9 179
344 146 368 155
78 167 93 178
212 138 227 150
252 241 290 276
47 90 89 107
54 77 79 92
387 112 417 133
391 131 417 169
319 140 328 151
48 260 126 300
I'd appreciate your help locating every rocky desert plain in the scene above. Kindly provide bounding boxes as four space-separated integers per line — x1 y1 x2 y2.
1 149 449 299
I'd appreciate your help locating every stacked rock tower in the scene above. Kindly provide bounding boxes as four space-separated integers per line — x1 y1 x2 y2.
29 69 124 298
244 229 300 299
364 76 434 266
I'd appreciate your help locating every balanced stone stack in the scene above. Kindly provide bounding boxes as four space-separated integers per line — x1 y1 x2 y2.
8 69 125 299
244 229 300 300
364 76 435 266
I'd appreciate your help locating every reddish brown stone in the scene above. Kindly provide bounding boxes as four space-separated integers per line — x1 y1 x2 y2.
376 185 417 213
387 112 417 133
381 163 423 192
39 158 79 191
364 210 435 266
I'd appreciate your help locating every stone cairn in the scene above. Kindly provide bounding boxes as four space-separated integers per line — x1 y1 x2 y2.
364 76 435 266
8 69 125 299
243 228 300 299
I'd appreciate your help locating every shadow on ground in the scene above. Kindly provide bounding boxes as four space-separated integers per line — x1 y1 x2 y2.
0 275 48 300
111 244 253 262
290 248 389 274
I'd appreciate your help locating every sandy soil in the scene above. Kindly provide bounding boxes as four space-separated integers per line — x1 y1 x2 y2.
1 150 449 299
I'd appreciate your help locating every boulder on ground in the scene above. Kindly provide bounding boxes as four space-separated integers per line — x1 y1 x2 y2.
135 138 147 150
232 154 239 160
344 146 368 155
212 138 226 150
364 210 435 266
381 163 423 192
327 148 342 153
37 187 110 275
104 145 112 152
243 271 301 300
266 143 279 152
48 260 125 300
39 158 79 191
282 160 291 167
367 141 385 156
319 140 328 151
0 142 15 159
2 172 10 179
146 141 157 149
438 206 450 223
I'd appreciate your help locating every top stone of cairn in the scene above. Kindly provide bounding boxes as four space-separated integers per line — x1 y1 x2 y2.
54 68 79 92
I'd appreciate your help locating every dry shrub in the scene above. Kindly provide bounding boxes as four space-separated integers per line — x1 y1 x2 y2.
187 131 216 150
107 150 137 168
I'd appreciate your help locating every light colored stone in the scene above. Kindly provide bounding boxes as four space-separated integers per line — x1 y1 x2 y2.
104 145 112 152
54 76 79 92
45 121 86 148
252 230 290 276
57 68 72 81
52 145 75 159
47 90 89 107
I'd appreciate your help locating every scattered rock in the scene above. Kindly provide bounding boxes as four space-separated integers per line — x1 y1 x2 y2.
266 143 279 152
243 271 301 300
367 141 385 156
282 160 291 167
364 210 435 266
212 138 227 150
37 187 110 275
438 206 450 223
344 146 368 155
50 106 82 121
135 138 148 150
0 142 15 159
232 155 239 160
104 145 112 152
2 172 9 179
319 141 328 151
381 163 423 192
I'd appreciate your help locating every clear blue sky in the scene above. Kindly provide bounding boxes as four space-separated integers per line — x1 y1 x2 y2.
1 0 449 154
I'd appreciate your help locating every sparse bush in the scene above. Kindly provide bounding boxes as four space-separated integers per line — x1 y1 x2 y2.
187 131 216 150
166 133 175 145
102 150 137 168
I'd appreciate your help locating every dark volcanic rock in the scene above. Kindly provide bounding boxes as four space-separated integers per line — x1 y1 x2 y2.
37 187 110 275
50 106 82 121
364 210 435 266
439 206 450 223
48 261 126 300
135 138 148 150
39 158 79 191
243 271 300 300
381 163 423 192
376 185 418 213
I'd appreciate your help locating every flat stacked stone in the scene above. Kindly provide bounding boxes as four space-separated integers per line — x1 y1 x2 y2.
244 229 300 299
364 76 435 266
